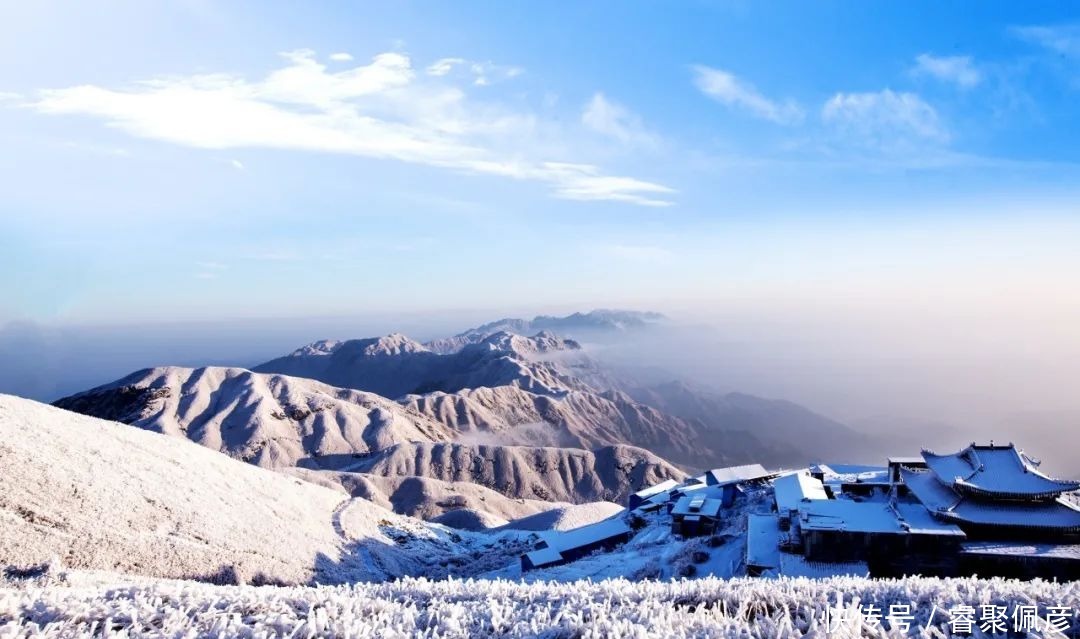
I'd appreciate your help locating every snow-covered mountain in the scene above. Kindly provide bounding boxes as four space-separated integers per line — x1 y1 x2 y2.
255 327 854 468
255 331 590 399
52 366 456 469
55 312 878 485
51 365 683 510
0 394 491 585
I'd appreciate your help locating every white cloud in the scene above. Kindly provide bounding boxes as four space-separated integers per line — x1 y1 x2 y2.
912 54 981 89
543 162 673 207
581 92 657 147
229 159 245 170
29 50 672 206
1013 23 1080 57
426 57 465 77
0 91 23 103
691 65 803 124
328 52 354 62
822 89 948 150
469 61 522 86
426 58 522 86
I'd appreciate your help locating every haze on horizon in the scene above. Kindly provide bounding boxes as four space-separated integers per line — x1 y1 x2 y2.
2 3 1079 464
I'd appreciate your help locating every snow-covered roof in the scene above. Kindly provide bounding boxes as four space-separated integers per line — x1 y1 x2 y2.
903 467 1080 531
893 502 965 537
746 514 781 569
799 500 908 534
523 546 563 568
798 497 962 536
705 464 771 486
887 456 926 465
671 494 724 519
631 479 679 501
773 472 828 514
812 464 889 485
922 443 1079 499
538 516 632 554
901 469 963 511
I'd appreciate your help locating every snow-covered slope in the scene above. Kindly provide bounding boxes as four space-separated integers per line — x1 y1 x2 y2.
52 366 455 469
343 442 686 504
286 468 565 528
401 385 722 465
499 502 626 532
0 395 469 585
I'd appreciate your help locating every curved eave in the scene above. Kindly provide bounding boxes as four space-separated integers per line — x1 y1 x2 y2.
931 508 1080 532
953 480 1078 501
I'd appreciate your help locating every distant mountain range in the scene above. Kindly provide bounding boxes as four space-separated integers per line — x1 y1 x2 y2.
425 309 667 354
52 309 886 524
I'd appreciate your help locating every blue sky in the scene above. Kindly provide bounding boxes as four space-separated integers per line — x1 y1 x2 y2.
2 1 1080 325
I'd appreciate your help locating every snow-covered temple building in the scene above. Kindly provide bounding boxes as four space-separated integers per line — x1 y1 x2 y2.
761 442 1080 578
901 443 1080 541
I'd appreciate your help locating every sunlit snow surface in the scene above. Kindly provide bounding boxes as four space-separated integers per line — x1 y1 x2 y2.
2 573 1078 637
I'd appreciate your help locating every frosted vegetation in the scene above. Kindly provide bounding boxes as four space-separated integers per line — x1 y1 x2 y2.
2 572 1077 637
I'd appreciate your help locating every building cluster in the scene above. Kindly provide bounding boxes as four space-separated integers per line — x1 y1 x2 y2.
522 464 775 572
748 443 1080 579
521 443 1080 580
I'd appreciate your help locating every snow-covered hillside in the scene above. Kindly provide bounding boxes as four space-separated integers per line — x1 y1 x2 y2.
3 572 1077 637
51 366 455 469
287 467 570 527
0 395 518 585
344 441 684 504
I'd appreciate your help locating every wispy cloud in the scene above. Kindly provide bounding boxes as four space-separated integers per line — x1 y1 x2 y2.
822 89 948 152
328 52 354 62
426 57 465 77
581 92 658 147
691 65 803 124
1012 23 1080 58
911 54 981 89
26 49 672 206
425 57 522 86
229 159 245 170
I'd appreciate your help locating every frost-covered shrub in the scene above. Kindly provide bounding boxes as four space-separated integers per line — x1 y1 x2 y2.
3 573 1077 638
629 559 662 581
